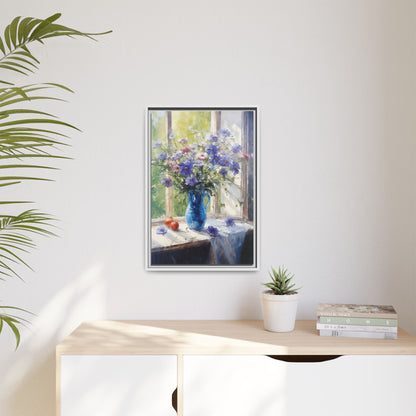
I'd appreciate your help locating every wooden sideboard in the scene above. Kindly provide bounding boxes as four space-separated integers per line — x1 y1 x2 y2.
56 320 416 416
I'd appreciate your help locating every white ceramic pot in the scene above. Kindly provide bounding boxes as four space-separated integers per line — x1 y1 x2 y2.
261 291 299 332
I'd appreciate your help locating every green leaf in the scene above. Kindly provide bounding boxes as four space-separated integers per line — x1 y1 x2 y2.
29 13 62 39
0 176 53 182
265 265 300 295
0 108 56 118
0 118 81 131
9 16 21 48
0 306 33 348
4 318 20 349
0 181 21 187
0 64 27 75
0 154 69 160
17 17 33 44
4 25 12 52
0 164 58 170
43 82 74 93
0 60 34 73
22 18 42 41
0 36 6 54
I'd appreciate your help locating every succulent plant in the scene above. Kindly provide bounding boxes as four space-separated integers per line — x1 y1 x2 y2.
263 266 300 295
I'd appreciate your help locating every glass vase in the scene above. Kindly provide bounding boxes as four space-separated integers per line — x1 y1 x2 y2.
185 190 210 230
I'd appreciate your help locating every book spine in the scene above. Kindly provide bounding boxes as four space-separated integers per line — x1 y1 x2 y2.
316 323 398 333
317 311 397 319
319 316 398 327
319 330 398 339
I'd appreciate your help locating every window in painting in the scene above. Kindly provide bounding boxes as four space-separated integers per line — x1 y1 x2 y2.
150 109 255 223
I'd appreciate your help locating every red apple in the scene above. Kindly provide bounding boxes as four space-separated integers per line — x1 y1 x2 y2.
170 221 179 231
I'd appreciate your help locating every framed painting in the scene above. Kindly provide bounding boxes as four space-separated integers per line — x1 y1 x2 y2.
146 107 258 270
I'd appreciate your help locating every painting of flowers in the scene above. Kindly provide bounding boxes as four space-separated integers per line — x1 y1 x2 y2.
146 107 257 270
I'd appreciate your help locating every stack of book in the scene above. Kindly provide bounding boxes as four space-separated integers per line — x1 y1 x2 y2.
317 303 398 339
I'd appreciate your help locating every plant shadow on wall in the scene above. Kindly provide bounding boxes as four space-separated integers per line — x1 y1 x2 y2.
0 14 111 348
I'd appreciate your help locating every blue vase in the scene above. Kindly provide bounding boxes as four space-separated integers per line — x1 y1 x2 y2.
185 190 210 230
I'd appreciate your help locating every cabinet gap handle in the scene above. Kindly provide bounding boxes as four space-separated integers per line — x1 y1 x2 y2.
267 355 342 363
172 387 178 413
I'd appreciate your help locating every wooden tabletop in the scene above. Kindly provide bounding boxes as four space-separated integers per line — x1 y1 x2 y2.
56 320 416 356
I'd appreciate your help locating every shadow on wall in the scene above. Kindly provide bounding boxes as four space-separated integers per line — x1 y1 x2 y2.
0 264 106 416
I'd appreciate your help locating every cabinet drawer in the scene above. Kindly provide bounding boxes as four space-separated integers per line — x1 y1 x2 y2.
61 355 177 416
183 355 416 416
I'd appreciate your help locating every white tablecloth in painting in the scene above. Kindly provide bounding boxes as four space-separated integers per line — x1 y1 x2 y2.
203 219 251 264
151 218 252 265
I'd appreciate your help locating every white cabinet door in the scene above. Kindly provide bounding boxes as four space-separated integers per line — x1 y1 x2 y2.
284 355 416 416
183 355 416 416
61 355 177 416
184 355 287 416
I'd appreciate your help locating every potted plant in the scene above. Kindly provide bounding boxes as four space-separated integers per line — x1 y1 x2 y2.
261 266 300 332
0 14 110 348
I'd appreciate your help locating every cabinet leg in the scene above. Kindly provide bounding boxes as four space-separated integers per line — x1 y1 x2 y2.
177 354 183 415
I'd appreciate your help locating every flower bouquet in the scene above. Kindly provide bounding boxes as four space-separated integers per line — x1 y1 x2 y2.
152 127 250 230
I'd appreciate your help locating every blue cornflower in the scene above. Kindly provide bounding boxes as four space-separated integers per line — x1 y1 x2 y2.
218 154 231 167
209 153 220 165
207 226 219 237
172 151 183 160
206 144 219 155
158 152 167 161
156 225 168 235
185 176 198 186
168 133 176 140
219 128 231 138
179 159 193 176
231 161 240 175
231 144 242 153
205 133 218 142
152 140 162 149
161 177 173 187
219 167 228 176
193 160 204 167
225 217 235 227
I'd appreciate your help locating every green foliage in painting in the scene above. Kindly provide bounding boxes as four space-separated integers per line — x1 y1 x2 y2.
172 111 211 140
151 111 212 219
0 13 110 348
171 111 211 217
151 112 166 218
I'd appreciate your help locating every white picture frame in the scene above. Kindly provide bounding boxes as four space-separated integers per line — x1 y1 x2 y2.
145 107 259 271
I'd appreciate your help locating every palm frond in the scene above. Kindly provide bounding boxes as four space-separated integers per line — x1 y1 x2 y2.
0 305 33 348
0 210 55 280
0 14 110 349
0 83 75 183
0 14 111 82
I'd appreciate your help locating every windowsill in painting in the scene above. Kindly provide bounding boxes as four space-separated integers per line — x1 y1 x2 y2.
151 218 253 251
151 214 250 225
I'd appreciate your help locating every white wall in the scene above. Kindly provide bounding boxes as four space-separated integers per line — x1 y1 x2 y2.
0 1 415 415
